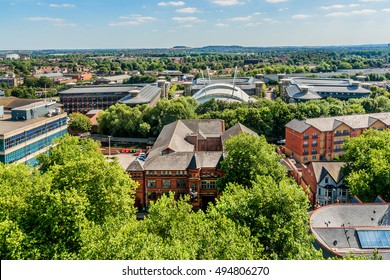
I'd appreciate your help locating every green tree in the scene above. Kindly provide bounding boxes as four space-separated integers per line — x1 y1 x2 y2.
68 112 92 134
218 133 285 191
343 129 390 202
210 178 321 259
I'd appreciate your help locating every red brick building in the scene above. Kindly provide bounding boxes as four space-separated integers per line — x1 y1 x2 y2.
127 119 257 210
285 112 390 164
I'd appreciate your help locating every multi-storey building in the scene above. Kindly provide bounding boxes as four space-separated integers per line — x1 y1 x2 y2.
59 84 161 114
126 119 257 210
285 112 390 164
0 101 68 165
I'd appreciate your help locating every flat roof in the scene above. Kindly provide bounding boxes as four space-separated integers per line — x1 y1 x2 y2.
12 101 56 111
59 85 143 95
0 112 67 136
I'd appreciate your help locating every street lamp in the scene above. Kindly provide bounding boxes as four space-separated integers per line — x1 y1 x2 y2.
108 136 111 156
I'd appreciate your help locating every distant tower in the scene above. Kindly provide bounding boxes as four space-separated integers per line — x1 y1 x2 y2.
255 81 264 97
184 81 193 96
157 79 166 99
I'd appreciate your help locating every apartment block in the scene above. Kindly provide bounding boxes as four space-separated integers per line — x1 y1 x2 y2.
285 112 390 164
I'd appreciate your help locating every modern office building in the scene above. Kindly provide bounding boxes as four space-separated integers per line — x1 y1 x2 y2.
0 101 68 165
285 112 390 164
280 77 371 102
59 84 162 114
310 199 390 259
126 119 257 210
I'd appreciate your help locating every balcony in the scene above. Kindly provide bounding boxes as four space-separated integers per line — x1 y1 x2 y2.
311 150 318 155
303 144 309 148
333 148 343 152
303 151 309 156
303 135 309 140
312 135 318 139
312 143 318 147
334 140 345 145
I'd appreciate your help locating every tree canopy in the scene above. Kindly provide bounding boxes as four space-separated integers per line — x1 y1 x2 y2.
343 129 390 202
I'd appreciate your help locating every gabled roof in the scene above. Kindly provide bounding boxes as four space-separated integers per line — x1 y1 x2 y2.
285 119 311 133
309 162 345 184
221 122 258 145
126 159 144 172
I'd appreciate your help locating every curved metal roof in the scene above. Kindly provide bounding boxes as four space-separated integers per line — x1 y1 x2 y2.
192 83 252 104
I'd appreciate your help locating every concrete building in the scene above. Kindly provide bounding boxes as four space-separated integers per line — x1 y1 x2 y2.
126 119 257 210
281 77 371 102
0 101 68 165
310 199 390 259
0 74 24 87
59 84 161 114
95 75 130 85
285 112 390 164
5 54 20 60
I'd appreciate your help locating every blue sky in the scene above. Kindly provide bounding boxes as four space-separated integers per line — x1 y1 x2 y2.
1 0 390 50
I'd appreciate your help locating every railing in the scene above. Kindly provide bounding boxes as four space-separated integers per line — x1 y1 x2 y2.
303 135 309 140
334 140 345 145
303 144 309 148
312 143 318 147
311 150 318 155
312 135 318 139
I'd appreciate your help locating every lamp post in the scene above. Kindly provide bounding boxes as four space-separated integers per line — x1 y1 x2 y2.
108 136 111 156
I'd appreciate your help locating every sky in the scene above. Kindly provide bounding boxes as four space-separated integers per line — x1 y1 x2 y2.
1 0 390 50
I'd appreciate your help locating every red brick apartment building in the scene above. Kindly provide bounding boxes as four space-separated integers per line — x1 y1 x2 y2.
285 112 390 164
127 119 257 210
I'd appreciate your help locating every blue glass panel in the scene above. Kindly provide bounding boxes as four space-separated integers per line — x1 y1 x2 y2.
357 230 390 249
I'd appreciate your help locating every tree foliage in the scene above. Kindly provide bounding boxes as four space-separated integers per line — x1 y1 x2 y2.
343 129 390 202
218 133 285 190
68 112 92 134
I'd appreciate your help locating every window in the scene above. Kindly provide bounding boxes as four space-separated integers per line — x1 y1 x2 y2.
147 180 156 188
312 132 318 138
325 177 329 184
312 155 316 160
201 181 216 189
162 180 171 188
303 133 309 139
177 179 186 188
318 188 322 196
312 140 317 147
303 141 308 147
341 189 347 197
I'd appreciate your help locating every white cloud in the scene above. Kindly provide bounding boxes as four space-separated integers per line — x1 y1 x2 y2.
176 7 200 13
321 4 361 10
109 15 156 27
26 17 64 22
266 0 287 3
326 12 350 16
211 0 244 6
215 23 229 27
292 14 309 19
278 7 289 11
180 24 194 28
321 4 346 10
49 3 75 8
158 1 185 6
230 16 253 21
326 9 377 16
172 16 205 23
351 9 377 14
383 8 390 12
